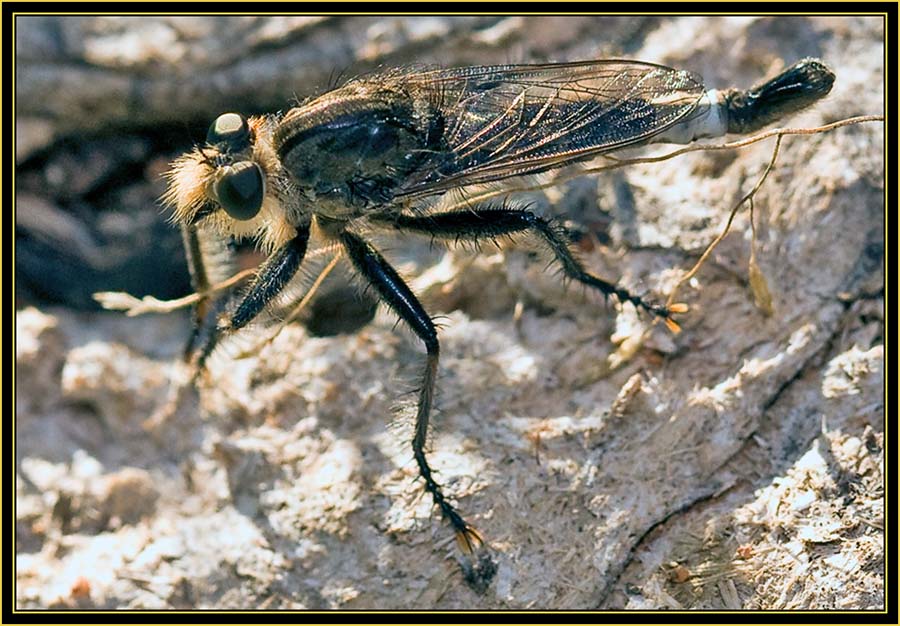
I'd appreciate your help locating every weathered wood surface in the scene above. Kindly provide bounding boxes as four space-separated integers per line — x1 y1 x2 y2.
15 15 884 610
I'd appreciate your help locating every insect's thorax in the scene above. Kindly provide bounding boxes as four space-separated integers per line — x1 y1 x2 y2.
272 83 444 220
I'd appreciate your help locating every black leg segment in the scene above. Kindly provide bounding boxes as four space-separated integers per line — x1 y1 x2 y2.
341 230 495 589
228 227 311 331
340 231 439 354
376 207 677 323
193 225 311 370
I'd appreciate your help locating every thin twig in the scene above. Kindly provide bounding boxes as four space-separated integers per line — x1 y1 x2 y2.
92 246 339 316
666 134 784 309
93 268 256 316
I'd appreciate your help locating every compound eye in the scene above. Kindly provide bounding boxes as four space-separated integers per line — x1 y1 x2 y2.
207 112 251 151
212 161 264 221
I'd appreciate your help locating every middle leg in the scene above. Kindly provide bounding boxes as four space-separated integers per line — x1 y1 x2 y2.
340 229 495 588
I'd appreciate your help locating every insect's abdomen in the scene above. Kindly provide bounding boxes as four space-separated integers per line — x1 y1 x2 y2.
273 90 443 217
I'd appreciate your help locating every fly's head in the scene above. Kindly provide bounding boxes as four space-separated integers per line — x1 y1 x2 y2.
163 112 301 251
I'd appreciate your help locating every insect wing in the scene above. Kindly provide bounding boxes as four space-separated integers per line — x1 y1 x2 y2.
394 60 705 198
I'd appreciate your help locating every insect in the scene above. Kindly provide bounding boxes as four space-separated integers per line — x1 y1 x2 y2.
163 58 834 589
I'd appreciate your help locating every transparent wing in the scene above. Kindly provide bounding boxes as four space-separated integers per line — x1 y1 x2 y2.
392 60 705 198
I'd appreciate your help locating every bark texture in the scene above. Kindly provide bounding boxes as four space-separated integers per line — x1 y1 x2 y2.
16 15 884 610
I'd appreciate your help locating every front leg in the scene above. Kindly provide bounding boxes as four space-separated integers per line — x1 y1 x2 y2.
193 224 311 370
180 221 239 361
340 230 496 591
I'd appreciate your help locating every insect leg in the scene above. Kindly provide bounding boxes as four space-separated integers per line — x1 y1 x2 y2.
374 208 678 325
340 230 495 588
180 223 239 361
192 224 311 370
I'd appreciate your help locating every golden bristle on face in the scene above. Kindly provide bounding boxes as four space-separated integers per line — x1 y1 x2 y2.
161 150 215 225
161 115 298 253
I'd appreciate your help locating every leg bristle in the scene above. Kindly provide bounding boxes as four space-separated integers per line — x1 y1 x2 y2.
454 524 484 555
664 317 682 334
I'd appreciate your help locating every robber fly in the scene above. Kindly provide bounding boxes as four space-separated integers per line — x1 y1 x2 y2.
163 58 834 589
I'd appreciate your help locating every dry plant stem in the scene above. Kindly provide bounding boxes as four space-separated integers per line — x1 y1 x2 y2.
93 268 257 316
596 115 881 169
666 134 784 309
93 247 341 316
748 194 775 316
